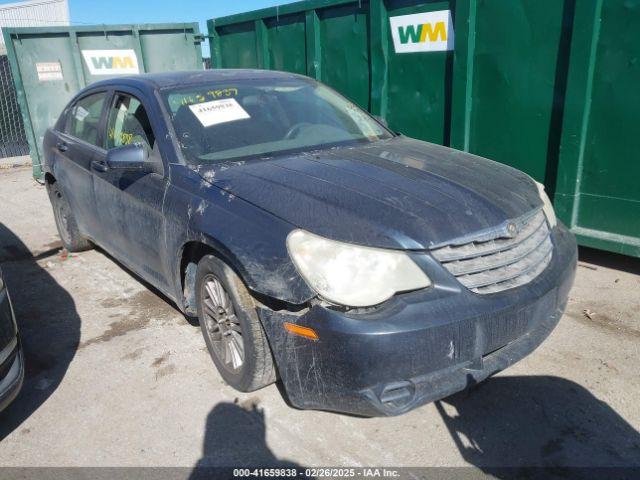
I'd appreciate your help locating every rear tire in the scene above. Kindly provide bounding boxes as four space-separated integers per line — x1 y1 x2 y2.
196 254 276 392
47 183 92 252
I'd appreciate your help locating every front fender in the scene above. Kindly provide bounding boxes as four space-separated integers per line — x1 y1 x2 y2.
165 165 315 307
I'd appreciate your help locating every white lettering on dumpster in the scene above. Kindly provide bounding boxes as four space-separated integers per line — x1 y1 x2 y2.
36 62 63 82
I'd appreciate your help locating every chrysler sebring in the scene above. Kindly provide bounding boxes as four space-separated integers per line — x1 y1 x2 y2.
43 70 577 416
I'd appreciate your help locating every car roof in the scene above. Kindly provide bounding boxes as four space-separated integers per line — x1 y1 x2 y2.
88 69 303 91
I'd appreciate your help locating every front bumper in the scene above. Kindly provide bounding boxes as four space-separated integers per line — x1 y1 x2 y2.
0 339 24 412
0 288 23 412
259 224 577 417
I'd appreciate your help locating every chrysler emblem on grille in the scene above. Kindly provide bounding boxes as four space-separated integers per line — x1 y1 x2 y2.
506 222 519 237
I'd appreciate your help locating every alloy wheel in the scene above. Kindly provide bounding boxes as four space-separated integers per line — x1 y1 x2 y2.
53 191 72 245
201 275 245 372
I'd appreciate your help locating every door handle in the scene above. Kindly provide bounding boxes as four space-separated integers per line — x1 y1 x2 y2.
56 142 68 152
91 160 109 173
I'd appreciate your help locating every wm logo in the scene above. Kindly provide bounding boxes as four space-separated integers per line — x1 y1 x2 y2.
398 22 447 44
82 49 140 75
390 10 454 53
90 56 137 70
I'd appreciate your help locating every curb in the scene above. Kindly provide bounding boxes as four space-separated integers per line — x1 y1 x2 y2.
0 156 32 170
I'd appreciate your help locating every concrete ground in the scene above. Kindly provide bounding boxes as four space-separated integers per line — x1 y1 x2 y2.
0 155 30 170
0 166 638 470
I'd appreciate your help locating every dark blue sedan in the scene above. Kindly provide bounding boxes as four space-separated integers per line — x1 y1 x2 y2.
43 70 577 416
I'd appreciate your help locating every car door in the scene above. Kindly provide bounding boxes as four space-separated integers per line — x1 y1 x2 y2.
91 88 169 290
53 90 109 239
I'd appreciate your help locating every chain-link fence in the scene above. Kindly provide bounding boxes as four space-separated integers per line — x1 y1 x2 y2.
0 55 29 159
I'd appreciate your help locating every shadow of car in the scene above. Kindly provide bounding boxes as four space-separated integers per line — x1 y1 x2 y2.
436 375 640 471
0 223 80 439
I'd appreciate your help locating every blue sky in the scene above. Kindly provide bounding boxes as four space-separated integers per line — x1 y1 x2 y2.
67 0 294 28
1 0 298 56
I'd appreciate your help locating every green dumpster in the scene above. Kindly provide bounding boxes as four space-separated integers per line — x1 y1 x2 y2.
208 0 640 257
2 23 204 179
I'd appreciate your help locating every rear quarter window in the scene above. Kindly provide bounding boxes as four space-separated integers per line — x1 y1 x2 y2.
64 92 107 147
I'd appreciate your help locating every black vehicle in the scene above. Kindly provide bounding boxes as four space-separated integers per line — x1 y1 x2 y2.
43 70 577 416
0 267 24 412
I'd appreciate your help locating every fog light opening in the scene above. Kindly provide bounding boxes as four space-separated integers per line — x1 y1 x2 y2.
380 381 416 409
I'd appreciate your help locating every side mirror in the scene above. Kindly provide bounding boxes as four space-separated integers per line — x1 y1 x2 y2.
105 144 151 171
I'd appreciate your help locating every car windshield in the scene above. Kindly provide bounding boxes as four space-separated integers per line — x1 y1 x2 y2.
161 76 392 164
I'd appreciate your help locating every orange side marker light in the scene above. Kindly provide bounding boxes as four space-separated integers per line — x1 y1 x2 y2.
283 322 319 341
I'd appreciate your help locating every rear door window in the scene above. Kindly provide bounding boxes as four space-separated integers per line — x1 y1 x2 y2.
65 92 107 147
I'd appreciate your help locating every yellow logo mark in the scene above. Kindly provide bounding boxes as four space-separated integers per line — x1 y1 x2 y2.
112 56 135 69
420 21 447 42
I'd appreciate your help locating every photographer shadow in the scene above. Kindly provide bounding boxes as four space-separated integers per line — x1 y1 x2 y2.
436 375 640 473
190 401 307 479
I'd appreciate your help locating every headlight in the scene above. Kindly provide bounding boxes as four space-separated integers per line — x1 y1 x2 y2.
287 229 431 307
535 181 557 228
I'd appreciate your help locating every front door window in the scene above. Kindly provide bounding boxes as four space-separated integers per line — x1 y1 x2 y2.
105 94 155 151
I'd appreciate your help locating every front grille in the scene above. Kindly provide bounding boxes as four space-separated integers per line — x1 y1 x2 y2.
431 210 552 294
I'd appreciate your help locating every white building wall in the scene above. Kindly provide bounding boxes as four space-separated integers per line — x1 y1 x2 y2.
0 0 70 54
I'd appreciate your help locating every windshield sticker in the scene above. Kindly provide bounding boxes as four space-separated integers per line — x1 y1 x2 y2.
189 98 250 128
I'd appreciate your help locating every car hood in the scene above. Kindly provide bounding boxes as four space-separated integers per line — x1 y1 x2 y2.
195 136 542 250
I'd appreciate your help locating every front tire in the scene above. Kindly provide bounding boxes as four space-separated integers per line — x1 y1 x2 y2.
196 254 276 392
47 183 92 252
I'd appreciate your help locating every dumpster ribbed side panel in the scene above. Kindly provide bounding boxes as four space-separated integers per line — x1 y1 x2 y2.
575 0 640 246
555 0 640 257
384 0 453 145
205 0 640 257
217 22 258 69
317 3 370 110
265 14 306 74
3 23 203 178
468 0 572 182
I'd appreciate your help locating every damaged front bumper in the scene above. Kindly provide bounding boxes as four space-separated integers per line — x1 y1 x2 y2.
0 287 23 413
0 339 24 412
259 224 577 417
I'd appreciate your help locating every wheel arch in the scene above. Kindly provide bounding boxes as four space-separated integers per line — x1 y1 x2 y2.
176 237 253 316
44 172 56 186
